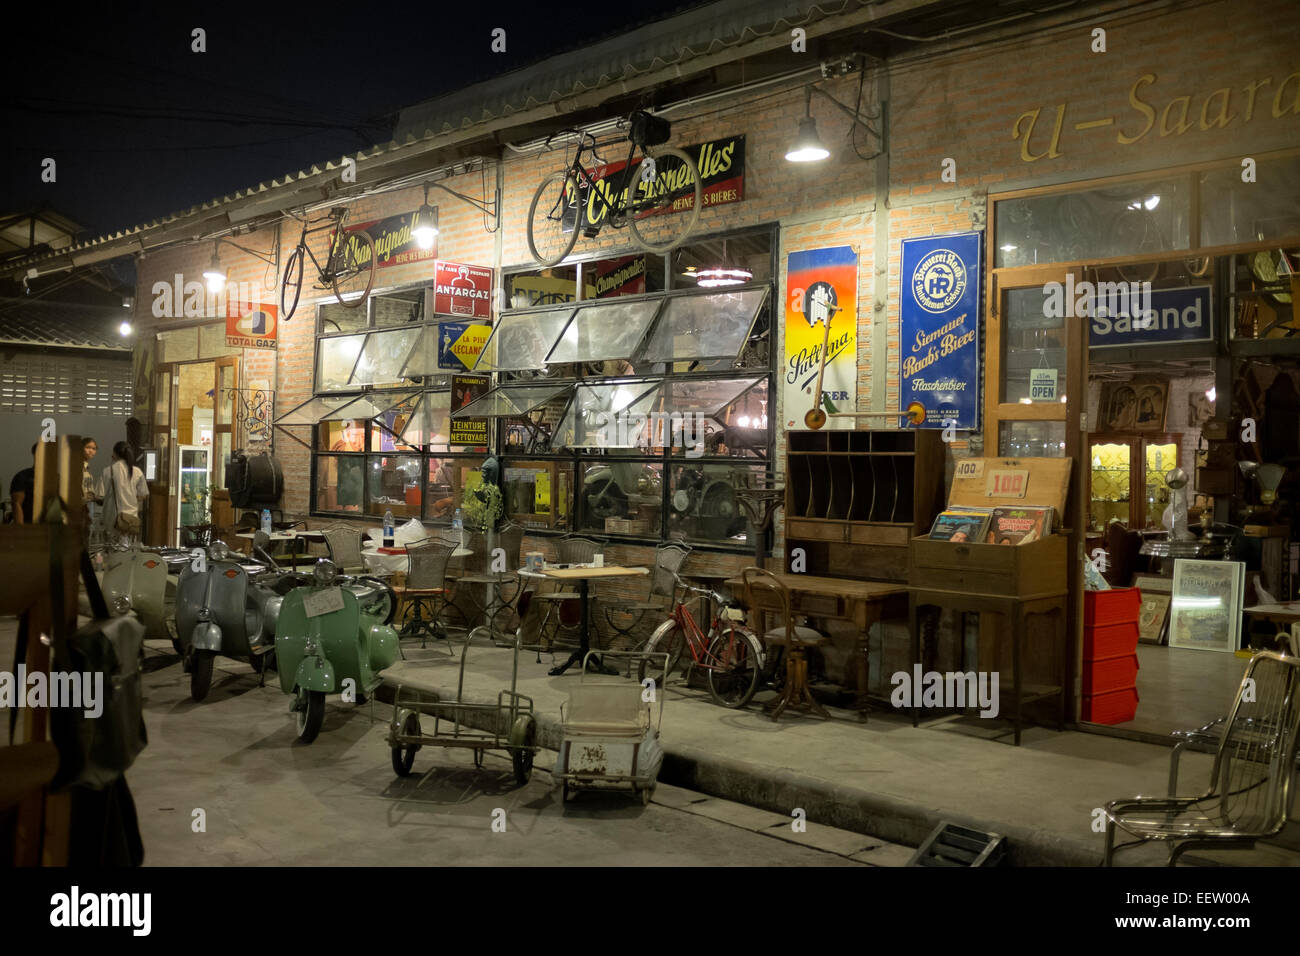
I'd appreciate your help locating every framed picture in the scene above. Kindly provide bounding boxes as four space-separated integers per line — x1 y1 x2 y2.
1168 559 1246 654
1133 574 1173 644
1133 380 1169 432
1099 379 1169 432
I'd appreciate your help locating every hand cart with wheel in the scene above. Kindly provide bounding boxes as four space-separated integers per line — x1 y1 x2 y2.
388 622 538 785
556 650 668 805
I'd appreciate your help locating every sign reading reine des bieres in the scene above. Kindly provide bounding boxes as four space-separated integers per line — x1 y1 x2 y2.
343 211 436 268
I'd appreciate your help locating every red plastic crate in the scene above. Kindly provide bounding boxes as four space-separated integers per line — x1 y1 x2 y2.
1082 621 1139 660
1082 654 1140 695
1084 587 1141 626
1081 686 1139 724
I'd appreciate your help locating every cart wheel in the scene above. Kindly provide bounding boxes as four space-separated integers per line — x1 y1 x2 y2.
295 687 325 744
509 716 537 785
391 712 420 777
190 650 215 702
639 784 655 806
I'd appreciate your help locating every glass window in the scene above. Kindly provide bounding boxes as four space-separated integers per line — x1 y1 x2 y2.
199 323 238 359
1002 287 1067 405
317 455 365 513
506 265 581 308
424 457 487 525
639 288 768 363
995 177 1191 268
998 421 1067 457
276 394 357 427
366 455 422 519
403 323 487 378
316 333 364 392
319 301 366 335
348 327 422 387
629 377 768 458
546 299 661 364
158 327 198 363
317 419 366 452
579 461 663 537
587 254 664 298
1200 154 1300 247
455 383 571 419
474 308 574 372
371 395 424 453
373 288 425 328
555 380 660 449
667 463 758 546
503 460 573 531
1143 441 1179 530
1090 440 1131 530
394 391 453 451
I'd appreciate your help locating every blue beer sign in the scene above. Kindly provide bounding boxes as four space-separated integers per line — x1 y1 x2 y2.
1089 284 1213 348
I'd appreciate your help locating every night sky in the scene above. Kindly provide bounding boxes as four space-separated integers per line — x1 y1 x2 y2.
2 1 704 242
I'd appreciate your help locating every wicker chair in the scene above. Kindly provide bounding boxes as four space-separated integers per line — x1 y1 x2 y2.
742 567 831 721
602 542 691 645
1103 651 1300 865
533 535 605 652
393 537 457 657
322 527 365 574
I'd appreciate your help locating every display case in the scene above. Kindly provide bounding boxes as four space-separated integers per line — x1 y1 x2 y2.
1088 432 1181 531
784 429 943 582
177 444 211 539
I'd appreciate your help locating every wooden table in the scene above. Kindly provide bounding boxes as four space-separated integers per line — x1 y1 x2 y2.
533 565 649 675
1245 603 1300 651
908 587 1067 746
726 572 908 718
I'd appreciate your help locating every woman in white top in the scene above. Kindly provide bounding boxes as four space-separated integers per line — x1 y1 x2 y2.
101 440 148 548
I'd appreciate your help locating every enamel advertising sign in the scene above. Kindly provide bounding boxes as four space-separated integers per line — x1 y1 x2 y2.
899 232 981 430
433 260 493 318
225 300 278 349
784 246 858 431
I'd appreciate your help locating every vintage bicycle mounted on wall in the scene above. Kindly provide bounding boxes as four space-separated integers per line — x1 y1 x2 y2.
280 206 377 321
527 110 704 267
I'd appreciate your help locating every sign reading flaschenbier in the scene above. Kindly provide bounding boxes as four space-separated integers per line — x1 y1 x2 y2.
899 232 981 430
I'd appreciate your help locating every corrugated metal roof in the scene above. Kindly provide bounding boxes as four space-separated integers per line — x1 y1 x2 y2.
0 301 132 351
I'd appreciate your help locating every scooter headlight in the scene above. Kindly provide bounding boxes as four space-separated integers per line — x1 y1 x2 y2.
112 595 131 615
208 541 231 562
314 559 338 586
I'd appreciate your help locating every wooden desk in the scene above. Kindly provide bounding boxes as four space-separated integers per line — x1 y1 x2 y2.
727 572 907 718
908 587 1067 746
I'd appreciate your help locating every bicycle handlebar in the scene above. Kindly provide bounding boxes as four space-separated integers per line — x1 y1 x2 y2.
669 570 731 606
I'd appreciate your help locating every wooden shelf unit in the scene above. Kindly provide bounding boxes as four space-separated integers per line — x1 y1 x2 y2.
784 429 943 581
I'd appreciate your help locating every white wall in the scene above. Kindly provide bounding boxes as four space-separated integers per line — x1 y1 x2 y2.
0 413 131 501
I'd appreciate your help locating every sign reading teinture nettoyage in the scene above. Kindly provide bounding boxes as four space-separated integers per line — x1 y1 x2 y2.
437 322 491 370
225 300 278 349
344 211 435 268
449 374 489 446
433 260 493 318
564 135 746 234
900 232 981 431
784 246 858 431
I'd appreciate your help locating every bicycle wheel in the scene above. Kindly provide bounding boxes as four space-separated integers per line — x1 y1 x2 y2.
280 246 304 321
527 170 581 267
638 623 686 686
1109 207 1161 283
331 229 376 308
626 146 702 255
705 625 761 709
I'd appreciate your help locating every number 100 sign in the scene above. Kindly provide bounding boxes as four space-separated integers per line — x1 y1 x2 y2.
985 468 1028 498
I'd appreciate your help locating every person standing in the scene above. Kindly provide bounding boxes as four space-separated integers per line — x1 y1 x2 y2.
9 443 37 523
102 441 148 548
81 437 102 548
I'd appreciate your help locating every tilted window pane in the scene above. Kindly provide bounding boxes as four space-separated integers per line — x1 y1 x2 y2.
319 301 366 335
395 392 453 450
640 288 767 362
275 394 357 426
317 334 365 392
555 380 659 448
404 323 489 378
373 289 425 328
473 308 574 372
453 384 571 419
546 299 661 364
349 327 422 387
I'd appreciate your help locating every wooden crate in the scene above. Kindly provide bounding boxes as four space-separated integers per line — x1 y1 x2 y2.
909 457 1072 597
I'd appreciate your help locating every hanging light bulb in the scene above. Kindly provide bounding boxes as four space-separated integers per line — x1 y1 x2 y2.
694 239 752 287
786 88 830 163
412 186 439 250
202 244 226 293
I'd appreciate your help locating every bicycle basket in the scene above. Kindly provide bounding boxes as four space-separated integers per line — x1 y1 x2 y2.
629 111 671 148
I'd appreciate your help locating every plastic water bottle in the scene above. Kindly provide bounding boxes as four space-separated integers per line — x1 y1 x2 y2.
261 508 271 534
383 509 395 549
452 507 463 533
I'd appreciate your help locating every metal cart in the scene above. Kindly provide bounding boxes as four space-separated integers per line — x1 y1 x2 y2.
556 650 668 805
388 623 539 785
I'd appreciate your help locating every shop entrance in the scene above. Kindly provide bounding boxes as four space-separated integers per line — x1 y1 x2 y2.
148 355 238 546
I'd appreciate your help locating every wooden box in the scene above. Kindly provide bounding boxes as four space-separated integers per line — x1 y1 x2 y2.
909 457 1072 597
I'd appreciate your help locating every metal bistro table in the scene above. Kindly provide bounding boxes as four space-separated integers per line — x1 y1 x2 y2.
526 565 649 676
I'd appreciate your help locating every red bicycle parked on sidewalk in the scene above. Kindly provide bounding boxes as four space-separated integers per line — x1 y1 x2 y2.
636 573 764 708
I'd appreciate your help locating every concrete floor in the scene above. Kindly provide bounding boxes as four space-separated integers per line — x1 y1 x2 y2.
126 643 904 866
1098 643 1247 738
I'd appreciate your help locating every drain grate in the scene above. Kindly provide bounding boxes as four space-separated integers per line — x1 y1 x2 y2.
906 822 1006 867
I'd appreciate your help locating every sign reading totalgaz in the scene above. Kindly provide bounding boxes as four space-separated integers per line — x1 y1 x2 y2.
899 232 981 430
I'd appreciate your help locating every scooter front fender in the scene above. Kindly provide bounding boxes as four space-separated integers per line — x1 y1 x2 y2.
294 656 335 694
367 624 400 673
191 621 223 652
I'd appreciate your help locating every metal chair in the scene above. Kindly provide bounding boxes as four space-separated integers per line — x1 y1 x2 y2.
533 535 604 654
448 524 525 644
741 566 830 721
1103 651 1300 865
603 542 692 646
322 527 365 574
393 537 457 657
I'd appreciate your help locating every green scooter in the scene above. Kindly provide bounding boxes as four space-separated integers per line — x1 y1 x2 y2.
275 558 400 743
